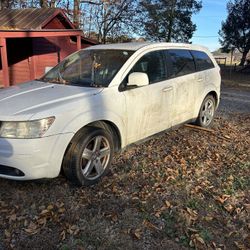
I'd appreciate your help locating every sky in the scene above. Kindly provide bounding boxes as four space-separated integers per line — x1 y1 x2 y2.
191 0 229 52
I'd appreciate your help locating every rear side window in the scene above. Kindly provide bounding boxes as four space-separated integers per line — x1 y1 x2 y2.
128 50 167 84
191 50 215 71
166 49 196 78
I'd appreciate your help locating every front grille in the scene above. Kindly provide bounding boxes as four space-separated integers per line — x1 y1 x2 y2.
0 165 25 177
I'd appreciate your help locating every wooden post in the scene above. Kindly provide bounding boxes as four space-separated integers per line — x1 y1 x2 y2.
229 48 234 79
77 35 81 51
29 55 37 80
0 37 10 87
29 39 38 80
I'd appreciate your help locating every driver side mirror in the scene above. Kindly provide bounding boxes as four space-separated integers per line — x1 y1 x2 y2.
127 72 149 88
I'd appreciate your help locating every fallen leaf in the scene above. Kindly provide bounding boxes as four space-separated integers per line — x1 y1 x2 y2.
47 204 54 210
191 234 206 249
24 221 39 235
60 230 66 241
224 204 234 213
112 214 118 222
58 207 66 213
164 200 171 208
215 194 230 204
4 229 11 238
234 241 247 250
244 204 250 212
132 229 141 240
204 216 214 222
8 213 16 223
143 219 160 231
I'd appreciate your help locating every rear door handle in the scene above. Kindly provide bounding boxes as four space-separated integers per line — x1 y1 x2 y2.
197 78 203 82
162 86 173 92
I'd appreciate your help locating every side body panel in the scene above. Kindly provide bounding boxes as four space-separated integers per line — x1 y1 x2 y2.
122 80 173 145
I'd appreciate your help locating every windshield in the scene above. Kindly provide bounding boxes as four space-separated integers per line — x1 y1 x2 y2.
40 49 134 87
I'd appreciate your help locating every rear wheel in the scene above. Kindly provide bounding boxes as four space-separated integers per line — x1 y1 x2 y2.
63 127 114 186
195 95 216 128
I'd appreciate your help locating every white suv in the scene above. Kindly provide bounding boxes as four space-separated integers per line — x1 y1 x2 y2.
0 42 221 186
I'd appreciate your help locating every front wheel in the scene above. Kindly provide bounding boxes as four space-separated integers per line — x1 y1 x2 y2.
195 95 216 128
62 127 114 186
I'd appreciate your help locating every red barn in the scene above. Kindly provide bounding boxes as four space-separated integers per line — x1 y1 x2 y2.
0 8 97 88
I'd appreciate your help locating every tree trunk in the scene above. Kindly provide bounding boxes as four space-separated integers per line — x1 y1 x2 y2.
73 0 80 28
50 0 56 8
240 50 249 66
167 0 176 42
0 0 8 9
40 0 48 8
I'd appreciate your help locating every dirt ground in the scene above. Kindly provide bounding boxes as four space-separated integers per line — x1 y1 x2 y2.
0 74 249 249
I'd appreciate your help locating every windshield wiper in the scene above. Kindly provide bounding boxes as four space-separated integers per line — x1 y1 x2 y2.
41 72 69 85
90 82 104 88
56 71 69 84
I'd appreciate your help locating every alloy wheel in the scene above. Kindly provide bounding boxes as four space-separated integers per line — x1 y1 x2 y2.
201 98 215 127
81 136 111 180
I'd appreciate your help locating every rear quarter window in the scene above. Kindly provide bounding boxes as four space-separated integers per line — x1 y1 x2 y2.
166 49 196 78
191 50 215 71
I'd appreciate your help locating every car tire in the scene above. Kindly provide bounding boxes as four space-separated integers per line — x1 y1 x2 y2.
62 127 114 186
195 95 216 128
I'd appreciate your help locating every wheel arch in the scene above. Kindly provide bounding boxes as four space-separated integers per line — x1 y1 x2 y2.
207 90 219 108
86 120 122 152
60 119 122 176
63 119 122 156
193 88 220 121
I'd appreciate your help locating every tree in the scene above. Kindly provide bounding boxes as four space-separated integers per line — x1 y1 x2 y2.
0 0 18 9
73 0 80 28
39 0 59 8
40 0 48 7
219 0 250 66
136 0 202 43
87 0 137 43
0 0 137 43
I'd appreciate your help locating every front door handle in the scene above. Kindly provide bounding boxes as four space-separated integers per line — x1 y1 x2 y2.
197 78 203 82
162 86 173 92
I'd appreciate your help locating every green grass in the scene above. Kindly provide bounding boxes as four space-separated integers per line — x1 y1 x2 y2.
161 212 178 238
224 176 250 195
186 198 201 210
199 228 213 242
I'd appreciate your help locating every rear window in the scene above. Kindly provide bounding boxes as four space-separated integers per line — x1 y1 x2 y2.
191 50 215 71
166 49 196 78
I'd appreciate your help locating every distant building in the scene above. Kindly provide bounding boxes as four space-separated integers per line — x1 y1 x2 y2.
0 8 97 87
212 49 250 66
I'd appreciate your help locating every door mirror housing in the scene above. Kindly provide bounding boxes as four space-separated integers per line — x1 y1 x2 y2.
128 72 149 88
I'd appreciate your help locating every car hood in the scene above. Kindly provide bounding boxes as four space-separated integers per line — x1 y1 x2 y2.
0 81 103 120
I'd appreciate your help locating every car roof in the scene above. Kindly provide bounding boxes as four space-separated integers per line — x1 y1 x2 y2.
85 42 209 52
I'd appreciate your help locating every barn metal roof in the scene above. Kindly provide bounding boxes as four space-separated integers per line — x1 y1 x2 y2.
0 8 72 30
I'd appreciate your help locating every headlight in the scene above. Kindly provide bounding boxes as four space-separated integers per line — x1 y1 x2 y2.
0 117 55 139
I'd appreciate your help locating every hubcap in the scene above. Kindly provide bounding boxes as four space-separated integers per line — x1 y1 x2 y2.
201 98 214 126
81 136 110 180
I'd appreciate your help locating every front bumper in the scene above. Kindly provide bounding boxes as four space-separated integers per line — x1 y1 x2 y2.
0 133 74 180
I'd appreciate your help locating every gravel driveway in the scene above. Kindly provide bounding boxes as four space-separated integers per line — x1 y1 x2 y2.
219 85 250 114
